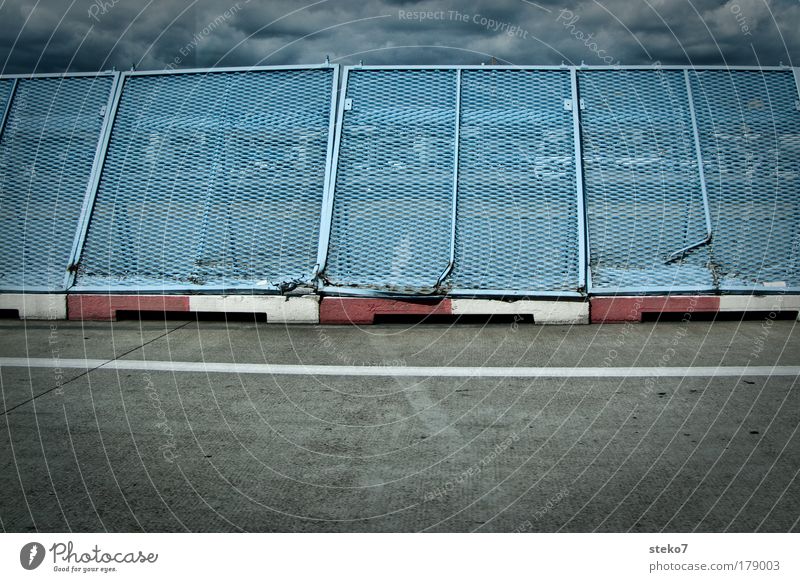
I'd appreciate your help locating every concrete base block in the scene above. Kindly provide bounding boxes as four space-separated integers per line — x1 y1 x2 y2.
0 293 67 319
450 299 588 325
320 297 587 325
68 294 319 323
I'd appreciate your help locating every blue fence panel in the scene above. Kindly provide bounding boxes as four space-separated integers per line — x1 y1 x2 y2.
580 69 713 292
0 75 115 291
75 66 335 291
448 69 580 293
4 65 792 298
322 69 457 293
690 70 800 291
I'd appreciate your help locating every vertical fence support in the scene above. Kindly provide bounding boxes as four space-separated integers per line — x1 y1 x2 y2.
63 71 124 290
794 67 800 108
435 68 462 288
570 68 588 293
664 70 712 263
313 65 344 283
0 78 19 143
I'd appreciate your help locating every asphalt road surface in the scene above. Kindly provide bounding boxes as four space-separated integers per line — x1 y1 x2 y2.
1 316 798 532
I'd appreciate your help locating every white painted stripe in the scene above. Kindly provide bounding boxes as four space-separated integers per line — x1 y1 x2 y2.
1 358 798 378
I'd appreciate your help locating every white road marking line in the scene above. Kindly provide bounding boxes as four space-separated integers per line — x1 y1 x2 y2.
1 358 799 378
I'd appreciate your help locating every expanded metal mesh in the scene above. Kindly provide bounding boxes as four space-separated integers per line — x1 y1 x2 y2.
323 69 457 292
448 69 579 292
580 69 713 291
690 70 800 290
0 79 13 116
0 75 114 291
76 68 334 291
323 68 582 295
2 65 794 298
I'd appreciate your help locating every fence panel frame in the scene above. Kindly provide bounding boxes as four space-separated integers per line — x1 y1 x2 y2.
0 71 119 292
67 63 340 293
318 64 587 298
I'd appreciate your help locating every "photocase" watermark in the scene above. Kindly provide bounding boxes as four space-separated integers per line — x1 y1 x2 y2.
556 8 619 65
87 0 122 22
142 373 179 464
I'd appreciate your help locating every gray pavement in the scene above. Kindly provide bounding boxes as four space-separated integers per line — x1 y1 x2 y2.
0 317 798 532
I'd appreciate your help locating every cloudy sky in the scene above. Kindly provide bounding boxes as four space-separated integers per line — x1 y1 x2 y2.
1 0 798 74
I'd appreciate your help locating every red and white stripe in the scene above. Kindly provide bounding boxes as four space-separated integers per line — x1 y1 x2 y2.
319 297 588 325
2 293 798 324
67 294 319 323
590 295 800 323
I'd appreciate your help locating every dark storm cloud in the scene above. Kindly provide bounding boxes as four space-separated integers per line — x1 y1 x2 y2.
0 0 798 74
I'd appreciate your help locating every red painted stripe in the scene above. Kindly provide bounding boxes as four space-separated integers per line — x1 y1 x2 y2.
68 295 190 321
319 298 452 324
590 296 720 323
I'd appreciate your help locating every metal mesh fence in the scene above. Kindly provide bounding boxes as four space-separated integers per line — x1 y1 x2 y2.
449 69 580 293
690 69 800 290
579 69 713 292
323 69 457 293
0 65 796 298
75 67 335 291
323 67 583 295
0 75 114 291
